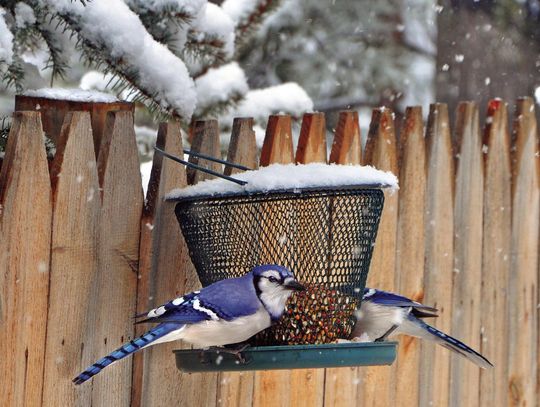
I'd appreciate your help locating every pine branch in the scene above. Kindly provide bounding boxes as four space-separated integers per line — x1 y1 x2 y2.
3 21 41 92
127 0 194 53
184 32 228 73
34 19 71 82
0 116 11 153
193 93 244 120
234 0 282 51
43 8 179 119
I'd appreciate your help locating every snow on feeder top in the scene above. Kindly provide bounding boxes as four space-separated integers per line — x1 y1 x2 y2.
167 163 398 345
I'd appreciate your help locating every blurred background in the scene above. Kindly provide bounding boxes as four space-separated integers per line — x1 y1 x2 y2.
1 0 539 162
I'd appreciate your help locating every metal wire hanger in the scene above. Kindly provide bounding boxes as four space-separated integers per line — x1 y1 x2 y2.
154 146 251 186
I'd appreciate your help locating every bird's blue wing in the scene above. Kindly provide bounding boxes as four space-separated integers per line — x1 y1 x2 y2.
196 273 261 320
363 288 437 314
136 273 260 324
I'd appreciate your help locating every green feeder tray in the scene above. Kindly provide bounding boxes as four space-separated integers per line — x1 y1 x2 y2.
174 342 397 373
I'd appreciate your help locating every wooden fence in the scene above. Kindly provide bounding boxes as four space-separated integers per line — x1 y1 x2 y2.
0 96 538 407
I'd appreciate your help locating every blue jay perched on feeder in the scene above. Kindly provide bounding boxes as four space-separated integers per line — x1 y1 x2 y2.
73 265 304 385
354 288 493 369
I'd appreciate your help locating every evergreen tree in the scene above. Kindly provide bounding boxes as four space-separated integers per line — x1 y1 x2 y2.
237 0 437 118
0 0 312 123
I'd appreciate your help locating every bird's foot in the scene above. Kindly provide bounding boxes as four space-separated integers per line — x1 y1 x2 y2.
209 344 251 364
374 324 398 342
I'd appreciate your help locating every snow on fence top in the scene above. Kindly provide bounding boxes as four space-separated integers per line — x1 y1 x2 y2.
23 88 120 103
167 163 398 200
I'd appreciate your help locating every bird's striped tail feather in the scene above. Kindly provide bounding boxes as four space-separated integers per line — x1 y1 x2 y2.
400 316 493 369
73 323 179 385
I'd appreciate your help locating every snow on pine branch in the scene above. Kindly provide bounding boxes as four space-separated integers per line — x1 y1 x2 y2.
223 82 313 123
222 0 276 28
195 62 248 116
41 0 197 118
167 163 399 199
14 3 37 28
222 0 262 25
192 3 236 58
127 0 207 18
0 8 13 66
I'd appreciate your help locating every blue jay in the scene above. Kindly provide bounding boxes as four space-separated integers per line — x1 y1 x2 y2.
354 288 493 369
73 264 304 384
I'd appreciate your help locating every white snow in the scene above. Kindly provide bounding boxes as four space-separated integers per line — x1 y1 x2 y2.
195 62 248 114
141 160 153 196
131 0 206 17
224 83 313 123
222 0 260 25
167 162 398 199
15 2 36 28
535 86 540 105
23 88 119 103
195 3 236 57
79 71 116 93
0 8 14 65
41 0 197 118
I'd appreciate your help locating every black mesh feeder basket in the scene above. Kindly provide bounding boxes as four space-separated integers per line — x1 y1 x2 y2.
166 163 398 372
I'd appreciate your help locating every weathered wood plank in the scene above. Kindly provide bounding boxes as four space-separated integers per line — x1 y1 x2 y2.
508 97 539 406
90 111 143 406
295 112 327 164
41 112 100 406
218 117 259 407
394 106 426 406
135 121 215 407
288 113 327 407
324 110 364 407
420 103 454 407
259 115 294 166
253 117 295 407
361 107 399 407
224 118 258 175
449 102 483 407
479 99 512 407
187 120 222 185
329 111 362 165
0 112 52 407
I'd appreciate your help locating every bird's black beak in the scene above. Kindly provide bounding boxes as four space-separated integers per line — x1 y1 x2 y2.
284 280 305 291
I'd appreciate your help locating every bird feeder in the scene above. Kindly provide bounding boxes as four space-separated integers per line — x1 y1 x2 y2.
166 163 398 371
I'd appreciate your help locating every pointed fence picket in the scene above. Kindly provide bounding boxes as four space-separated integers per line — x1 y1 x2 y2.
252 115 295 407
394 106 426 407
42 112 100 407
508 98 539 406
360 107 399 407
0 112 51 407
480 99 512 407
91 111 144 406
133 120 202 407
289 112 327 407
323 111 364 406
1 96 539 407
449 102 483 407
421 103 455 407
217 118 258 407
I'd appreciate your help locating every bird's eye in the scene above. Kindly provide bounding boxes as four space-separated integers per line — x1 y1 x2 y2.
268 276 278 283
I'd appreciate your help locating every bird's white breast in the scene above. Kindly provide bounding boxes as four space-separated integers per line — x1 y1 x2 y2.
353 301 408 340
178 307 272 348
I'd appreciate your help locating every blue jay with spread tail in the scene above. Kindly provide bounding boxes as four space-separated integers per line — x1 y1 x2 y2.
354 288 493 369
73 265 304 384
